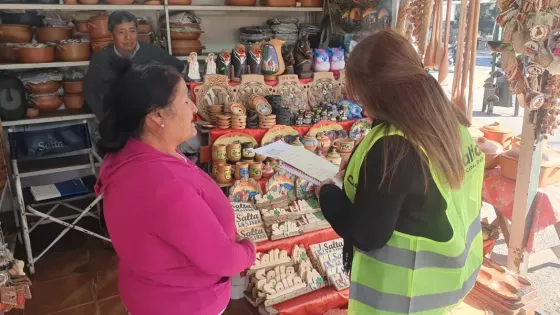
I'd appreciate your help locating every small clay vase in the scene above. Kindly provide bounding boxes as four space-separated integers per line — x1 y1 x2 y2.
212 144 227 162
217 164 232 183
241 142 255 161
211 161 225 178
227 142 242 162
262 161 274 178
235 161 249 179
302 132 318 152
250 161 263 180
291 137 304 148
317 132 331 154
255 153 267 162
326 148 342 167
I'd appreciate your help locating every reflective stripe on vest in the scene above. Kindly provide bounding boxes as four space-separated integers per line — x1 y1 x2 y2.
344 124 484 315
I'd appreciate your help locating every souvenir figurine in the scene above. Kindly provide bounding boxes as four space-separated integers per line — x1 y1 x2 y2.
312 114 320 124
313 49 331 72
321 109 329 121
248 43 262 75
205 53 217 75
341 103 349 120
283 44 296 75
296 113 304 125
303 111 312 124
261 39 285 81
217 49 231 78
327 47 346 71
294 35 313 79
231 43 247 82
187 52 201 82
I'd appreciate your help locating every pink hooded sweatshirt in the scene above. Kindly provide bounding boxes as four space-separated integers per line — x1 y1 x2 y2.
95 138 255 315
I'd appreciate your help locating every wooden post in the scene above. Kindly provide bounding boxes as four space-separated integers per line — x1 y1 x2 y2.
507 108 544 274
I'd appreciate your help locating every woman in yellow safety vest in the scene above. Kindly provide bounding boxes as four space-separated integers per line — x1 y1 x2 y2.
316 29 484 315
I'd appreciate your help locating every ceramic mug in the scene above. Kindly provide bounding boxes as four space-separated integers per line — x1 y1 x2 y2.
211 161 225 178
334 138 355 153
212 144 227 162
249 162 263 180
227 142 242 162
217 164 232 183
235 162 249 179
241 142 255 161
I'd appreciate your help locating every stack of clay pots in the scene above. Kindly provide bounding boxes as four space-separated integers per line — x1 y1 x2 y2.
216 114 231 129
208 104 224 125
25 80 63 116
259 114 276 129
231 113 247 129
88 15 113 54
62 80 84 111
137 20 153 44
169 23 204 56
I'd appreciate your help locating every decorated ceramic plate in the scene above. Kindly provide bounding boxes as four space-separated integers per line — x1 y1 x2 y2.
214 132 258 147
261 125 299 146
256 102 272 116
309 121 347 141
265 171 296 199
229 178 263 202
229 103 246 115
349 118 373 141
296 177 315 200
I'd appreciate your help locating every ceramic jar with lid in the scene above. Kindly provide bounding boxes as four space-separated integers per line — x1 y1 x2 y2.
212 144 227 162
302 132 318 152
241 142 255 161
476 137 503 169
235 162 249 179
481 122 513 149
227 142 242 162
317 132 331 154
250 162 263 180
326 148 342 167
217 164 232 183
499 148 560 187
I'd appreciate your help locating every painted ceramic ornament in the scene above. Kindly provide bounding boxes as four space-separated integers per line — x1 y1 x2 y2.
296 178 315 199
349 118 372 141
232 44 247 82
265 171 296 199
261 39 285 81
530 24 550 41
528 92 545 110
229 178 263 202
313 49 330 72
187 52 201 82
523 41 539 56
214 132 257 147
496 8 518 27
502 20 517 44
248 43 262 75
205 53 217 75
361 8 378 28
526 61 545 76
216 49 231 77
327 47 345 71
340 7 362 32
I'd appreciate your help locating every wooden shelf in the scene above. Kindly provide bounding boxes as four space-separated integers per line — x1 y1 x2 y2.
167 5 323 12
0 4 321 11
0 61 89 70
1 113 96 127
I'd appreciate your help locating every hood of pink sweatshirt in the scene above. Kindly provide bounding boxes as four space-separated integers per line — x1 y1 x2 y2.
96 138 254 315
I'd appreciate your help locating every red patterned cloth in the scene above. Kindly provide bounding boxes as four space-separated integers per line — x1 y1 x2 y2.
482 168 560 252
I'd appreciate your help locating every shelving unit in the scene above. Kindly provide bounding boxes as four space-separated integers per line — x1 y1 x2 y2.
0 4 321 11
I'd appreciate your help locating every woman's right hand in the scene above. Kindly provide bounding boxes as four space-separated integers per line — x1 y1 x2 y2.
236 235 256 250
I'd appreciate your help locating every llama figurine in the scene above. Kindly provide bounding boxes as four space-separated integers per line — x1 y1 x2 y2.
313 48 330 72
327 47 345 71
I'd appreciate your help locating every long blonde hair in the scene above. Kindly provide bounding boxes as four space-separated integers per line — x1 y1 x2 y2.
346 29 470 189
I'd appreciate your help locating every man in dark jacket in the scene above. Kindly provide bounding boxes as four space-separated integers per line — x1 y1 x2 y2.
84 10 185 120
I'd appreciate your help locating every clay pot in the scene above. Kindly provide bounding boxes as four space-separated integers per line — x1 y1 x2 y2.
105 0 134 4
35 27 73 43
250 162 263 180
171 40 204 56
227 142 242 162
91 39 113 53
235 162 249 179
476 137 503 169
79 0 99 3
212 144 227 162
317 132 331 154
62 80 84 94
300 0 321 6
137 23 152 34
216 164 232 183
255 153 266 163
262 0 296 6
74 20 90 33
18 46 55 63
302 133 318 152
168 0 192 4
333 138 355 153
26 108 39 118
481 122 513 149
57 42 91 61
226 0 256 5
63 93 84 110
211 161 225 178
30 95 63 111
241 142 255 161
137 34 152 44
0 44 20 63
499 148 560 187
170 31 202 40
326 149 342 167
511 136 521 149
25 81 60 94
87 16 111 40
64 0 78 4
0 24 32 43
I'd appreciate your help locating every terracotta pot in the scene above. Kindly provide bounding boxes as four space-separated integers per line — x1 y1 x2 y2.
326 149 342 167
74 20 90 33
91 39 113 53
476 137 503 169
137 23 152 34
62 80 84 94
235 162 249 179
30 95 63 111
170 31 201 40
333 138 354 153
145 0 162 4
241 142 255 161
317 132 331 154
19 46 55 63
25 81 60 94
171 46 203 56
87 16 111 40
170 23 200 29
227 142 242 162
250 162 263 180
0 24 32 43
511 136 521 149
481 122 513 149
79 0 99 3
262 0 296 6
57 42 91 61
26 108 39 118
212 144 227 162
137 34 152 44
105 0 134 4
64 0 78 4
35 27 73 43
168 0 192 4
211 161 225 178
226 0 256 5
0 44 19 63
216 164 232 183
499 148 560 187
172 39 202 47
63 93 84 110
302 132 318 152
255 153 266 163
300 0 321 6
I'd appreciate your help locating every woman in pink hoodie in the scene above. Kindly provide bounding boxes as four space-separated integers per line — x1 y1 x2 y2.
95 62 256 315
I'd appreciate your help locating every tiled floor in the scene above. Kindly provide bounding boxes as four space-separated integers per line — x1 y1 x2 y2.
8 220 258 315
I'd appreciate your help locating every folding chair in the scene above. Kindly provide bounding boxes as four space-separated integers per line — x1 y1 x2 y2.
7 121 107 274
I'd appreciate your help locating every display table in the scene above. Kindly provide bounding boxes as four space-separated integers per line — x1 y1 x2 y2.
483 168 560 253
